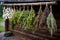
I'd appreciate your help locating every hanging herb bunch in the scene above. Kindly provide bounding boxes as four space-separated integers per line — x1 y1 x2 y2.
46 5 57 36
26 6 35 32
3 7 13 20
10 10 22 29
21 8 30 30
17 9 25 24
33 5 43 32
40 5 50 26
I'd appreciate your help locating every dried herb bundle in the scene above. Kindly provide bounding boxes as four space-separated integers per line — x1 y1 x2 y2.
33 6 43 31
47 6 57 36
47 12 57 36
10 10 22 29
21 10 29 30
26 7 35 31
40 6 50 26
17 9 25 24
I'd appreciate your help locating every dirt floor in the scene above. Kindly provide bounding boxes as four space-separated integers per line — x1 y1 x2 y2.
0 32 20 40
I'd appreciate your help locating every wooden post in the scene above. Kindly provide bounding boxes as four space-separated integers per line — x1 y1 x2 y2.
5 17 9 32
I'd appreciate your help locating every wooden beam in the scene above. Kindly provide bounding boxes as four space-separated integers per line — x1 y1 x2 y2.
3 2 56 6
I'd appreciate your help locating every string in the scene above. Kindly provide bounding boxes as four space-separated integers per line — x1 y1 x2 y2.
27 6 29 11
38 4 42 15
46 3 48 7
23 5 25 10
19 6 21 11
40 4 42 11
50 5 52 13
16 6 17 11
13 5 15 11
31 5 33 10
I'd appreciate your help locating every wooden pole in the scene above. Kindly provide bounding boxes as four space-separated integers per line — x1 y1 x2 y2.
3 2 56 6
